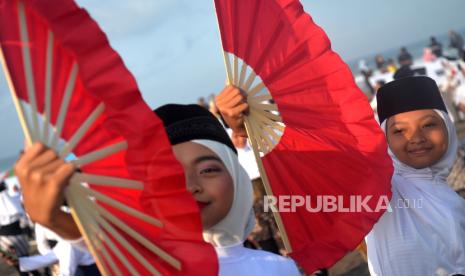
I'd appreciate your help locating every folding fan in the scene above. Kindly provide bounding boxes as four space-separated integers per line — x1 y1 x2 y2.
0 0 218 275
214 0 393 273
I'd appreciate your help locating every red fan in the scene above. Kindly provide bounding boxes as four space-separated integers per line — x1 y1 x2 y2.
0 0 218 275
214 0 393 273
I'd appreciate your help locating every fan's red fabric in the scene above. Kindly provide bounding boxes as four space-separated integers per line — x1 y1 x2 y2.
215 0 393 273
0 0 218 275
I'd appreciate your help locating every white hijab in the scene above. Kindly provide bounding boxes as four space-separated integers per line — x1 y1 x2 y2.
192 140 255 248
367 110 465 276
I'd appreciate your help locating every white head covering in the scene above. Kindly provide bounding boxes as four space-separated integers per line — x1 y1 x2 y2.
367 110 465 275
192 140 255 248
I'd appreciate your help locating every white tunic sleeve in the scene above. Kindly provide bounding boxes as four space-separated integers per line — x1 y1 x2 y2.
18 252 58 272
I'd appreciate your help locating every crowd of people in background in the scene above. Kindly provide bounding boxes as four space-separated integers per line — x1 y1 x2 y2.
2 27 465 276
357 29 465 124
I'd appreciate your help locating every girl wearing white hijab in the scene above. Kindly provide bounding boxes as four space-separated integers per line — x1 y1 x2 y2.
367 76 465 276
155 104 300 275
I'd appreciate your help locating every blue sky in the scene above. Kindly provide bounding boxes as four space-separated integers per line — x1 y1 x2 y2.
1 0 465 159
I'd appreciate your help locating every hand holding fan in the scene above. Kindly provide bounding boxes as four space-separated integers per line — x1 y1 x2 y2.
0 0 217 275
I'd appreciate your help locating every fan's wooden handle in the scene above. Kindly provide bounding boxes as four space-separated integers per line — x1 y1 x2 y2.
0 46 33 146
243 116 293 253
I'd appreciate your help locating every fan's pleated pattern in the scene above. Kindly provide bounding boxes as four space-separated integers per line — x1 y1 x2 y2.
215 0 393 272
0 0 218 275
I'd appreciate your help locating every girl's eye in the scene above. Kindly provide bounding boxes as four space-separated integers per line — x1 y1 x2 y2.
199 167 221 175
423 123 436 128
393 129 404 134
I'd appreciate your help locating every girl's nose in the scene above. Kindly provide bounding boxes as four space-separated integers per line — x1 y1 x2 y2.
409 129 427 144
186 177 202 194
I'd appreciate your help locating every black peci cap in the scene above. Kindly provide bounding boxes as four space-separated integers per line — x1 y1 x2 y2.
154 104 237 154
376 76 447 123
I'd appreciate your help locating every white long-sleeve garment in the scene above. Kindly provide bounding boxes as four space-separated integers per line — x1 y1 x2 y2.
19 235 95 276
0 178 24 225
216 243 300 276
367 110 465 276
18 230 95 276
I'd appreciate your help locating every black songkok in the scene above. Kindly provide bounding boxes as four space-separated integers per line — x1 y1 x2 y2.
154 104 237 154
377 76 447 123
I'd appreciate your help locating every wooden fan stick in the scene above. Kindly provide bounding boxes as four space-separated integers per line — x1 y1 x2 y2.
243 70 257 92
0 46 33 146
59 103 105 158
258 124 274 151
18 1 39 142
65 186 111 276
95 241 120 276
74 198 120 276
248 93 272 103
262 124 281 144
248 81 266 98
76 199 143 276
248 116 268 152
250 102 279 113
73 141 127 167
77 174 141 189
238 61 248 89
248 105 281 121
76 184 163 228
233 54 239 85
88 197 182 270
79 198 163 276
42 31 54 146
222 51 233 84
71 173 143 190
51 63 78 149
72 187 126 276
243 116 293 253
91 226 143 276
249 108 284 133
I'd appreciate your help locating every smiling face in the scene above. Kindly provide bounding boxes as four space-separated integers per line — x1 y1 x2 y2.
386 109 448 169
172 141 234 230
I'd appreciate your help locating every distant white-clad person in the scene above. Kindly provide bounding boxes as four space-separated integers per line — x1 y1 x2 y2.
0 174 39 276
2 223 99 276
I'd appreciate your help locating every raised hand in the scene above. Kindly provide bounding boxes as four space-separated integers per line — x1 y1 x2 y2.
215 85 249 137
14 143 81 239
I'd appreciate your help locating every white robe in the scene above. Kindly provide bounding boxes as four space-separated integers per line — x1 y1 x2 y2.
367 110 465 275
216 243 300 276
19 239 95 276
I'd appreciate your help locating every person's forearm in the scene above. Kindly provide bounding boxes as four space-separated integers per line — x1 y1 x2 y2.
47 211 81 240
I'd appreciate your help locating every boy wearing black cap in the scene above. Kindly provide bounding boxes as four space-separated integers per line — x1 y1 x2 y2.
366 76 465 275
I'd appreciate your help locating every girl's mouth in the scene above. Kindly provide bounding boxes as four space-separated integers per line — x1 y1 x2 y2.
196 201 210 210
408 147 432 156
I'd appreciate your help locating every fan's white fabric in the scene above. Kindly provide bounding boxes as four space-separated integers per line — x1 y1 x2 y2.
366 110 465 276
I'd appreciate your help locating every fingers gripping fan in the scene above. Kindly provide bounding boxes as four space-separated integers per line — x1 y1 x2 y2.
214 0 393 273
0 1 218 275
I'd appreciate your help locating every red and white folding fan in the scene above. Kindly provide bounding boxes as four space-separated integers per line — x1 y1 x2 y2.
214 0 393 273
0 0 218 275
